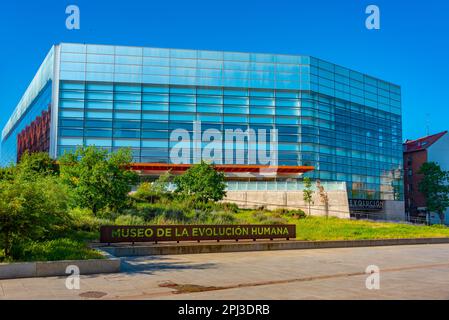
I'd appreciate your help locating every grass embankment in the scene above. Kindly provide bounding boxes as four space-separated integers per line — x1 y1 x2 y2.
235 211 449 240
8 238 104 262
0 239 103 263
117 202 449 241
0 229 104 263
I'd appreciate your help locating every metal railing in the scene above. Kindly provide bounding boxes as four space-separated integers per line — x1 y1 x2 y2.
226 180 347 192
351 211 429 225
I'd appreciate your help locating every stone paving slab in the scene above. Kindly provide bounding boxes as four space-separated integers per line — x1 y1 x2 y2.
2 244 449 300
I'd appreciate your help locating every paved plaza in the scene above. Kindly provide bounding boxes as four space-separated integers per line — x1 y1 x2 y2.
2 244 449 300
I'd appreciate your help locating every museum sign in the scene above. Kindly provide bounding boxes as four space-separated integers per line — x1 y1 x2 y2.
100 225 296 243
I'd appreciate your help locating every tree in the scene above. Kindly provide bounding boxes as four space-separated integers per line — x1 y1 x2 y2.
316 180 329 218
59 146 138 215
302 177 314 217
105 149 140 212
174 161 227 203
0 165 15 182
17 152 58 178
0 176 70 258
418 162 449 224
0 152 58 183
133 172 172 203
152 170 172 195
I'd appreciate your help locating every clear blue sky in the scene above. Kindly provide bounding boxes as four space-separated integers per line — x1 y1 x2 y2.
0 0 448 141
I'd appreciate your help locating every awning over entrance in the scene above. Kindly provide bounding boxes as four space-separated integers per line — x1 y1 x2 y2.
129 163 314 176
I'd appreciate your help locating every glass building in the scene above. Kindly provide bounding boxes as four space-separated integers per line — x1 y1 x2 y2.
1 43 403 201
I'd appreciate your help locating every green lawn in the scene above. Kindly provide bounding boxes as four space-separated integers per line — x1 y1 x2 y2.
234 211 449 241
1 238 104 263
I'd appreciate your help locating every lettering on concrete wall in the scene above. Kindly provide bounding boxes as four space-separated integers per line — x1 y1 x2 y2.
100 225 296 243
349 199 384 211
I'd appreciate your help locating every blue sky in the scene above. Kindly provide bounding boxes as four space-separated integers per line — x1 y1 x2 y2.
0 0 448 141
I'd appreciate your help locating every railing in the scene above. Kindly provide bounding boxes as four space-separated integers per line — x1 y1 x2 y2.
226 181 347 192
351 211 429 225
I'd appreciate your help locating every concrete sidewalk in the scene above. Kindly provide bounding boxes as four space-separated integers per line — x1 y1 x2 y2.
2 243 449 300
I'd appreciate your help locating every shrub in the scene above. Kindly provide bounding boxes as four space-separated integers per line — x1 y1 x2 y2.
189 200 216 213
147 216 184 225
219 202 239 213
0 176 71 257
209 212 238 224
132 182 159 203
251 211 288 225
68 208 111 232
274 208 306 219
10 238 104 262
127 198 241 225
288 209 307 219
115 214 145 226
135 202 190 221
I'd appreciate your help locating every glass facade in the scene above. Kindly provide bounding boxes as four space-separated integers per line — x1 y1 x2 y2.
1 43 403 201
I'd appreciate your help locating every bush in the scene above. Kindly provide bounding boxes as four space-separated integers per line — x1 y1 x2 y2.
68 208 111 232
115 214 145 225
134 202 190 221
289 209 307 219
132 182 159 203
274 208 306 219
187 200 216 213
146 216 183 225
251 211 288 225
219 202 239 214
10 238 104 262
0 176 71 257
209 212 238 224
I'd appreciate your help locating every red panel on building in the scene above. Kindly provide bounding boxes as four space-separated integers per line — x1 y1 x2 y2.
129 163 314 176
17 106 51 162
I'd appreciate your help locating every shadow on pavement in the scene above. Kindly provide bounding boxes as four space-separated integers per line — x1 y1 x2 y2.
119 255 216 275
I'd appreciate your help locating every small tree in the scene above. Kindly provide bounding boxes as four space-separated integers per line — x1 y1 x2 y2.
418 162 449 224
59 146 138 215
134 171 172 203
0 152 57 182
152 170 172 195
0 176 70 258
106 149 140 212
302 177 314 217
316 180 329 218
174 161 226 203
17 152 59 178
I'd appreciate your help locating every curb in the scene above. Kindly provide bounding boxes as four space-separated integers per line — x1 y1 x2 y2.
0 248 120 280
99 238 449 257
